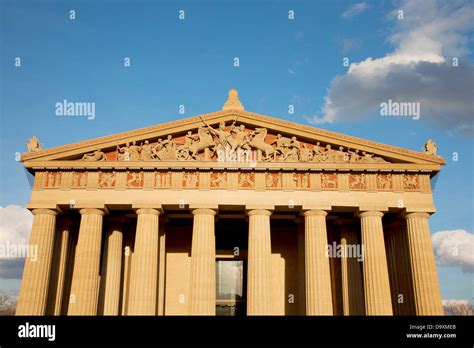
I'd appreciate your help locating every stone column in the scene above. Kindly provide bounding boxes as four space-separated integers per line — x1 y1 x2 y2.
157 220 167 315
98 220 124 315
339 222 365 315
127 208 160 315
46 217 72 315
16 209 58 315
189 208 216 315
303 210 333 315
67 208 106 315
247 209 272 315
404 212 443 315
359 211 393 315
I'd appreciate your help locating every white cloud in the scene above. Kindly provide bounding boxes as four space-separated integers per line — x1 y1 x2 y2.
314 0 474 137
342 2 369 18
0 205 32 279
432 229 474 272
0 205 33 247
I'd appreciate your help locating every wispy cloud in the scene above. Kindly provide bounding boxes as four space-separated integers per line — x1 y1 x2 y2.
342 2 369 18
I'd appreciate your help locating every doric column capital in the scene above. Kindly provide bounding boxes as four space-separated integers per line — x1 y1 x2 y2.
247 209 272 217
358 210 384 218
136 208 161 216
302 209 327 217
79 208 107 216
192 208 217 216
403 212 430 220
32 208 59 216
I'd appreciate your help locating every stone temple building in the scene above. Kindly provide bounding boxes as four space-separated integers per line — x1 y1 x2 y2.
16 89 444 316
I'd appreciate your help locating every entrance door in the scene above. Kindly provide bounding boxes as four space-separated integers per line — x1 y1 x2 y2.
215 260 246 316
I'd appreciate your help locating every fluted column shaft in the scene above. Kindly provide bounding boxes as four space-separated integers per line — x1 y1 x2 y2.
128 208 160 315
16 209 58 315
189 209 216 315
67 208 105 315
47 218 72 315
247 209 272 315
340 225 365 315
100 222 123 315
405 212 443 315
359 211 393 315
303 210 333 315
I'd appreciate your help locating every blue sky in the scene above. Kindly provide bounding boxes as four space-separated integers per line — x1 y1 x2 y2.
1 0 473 303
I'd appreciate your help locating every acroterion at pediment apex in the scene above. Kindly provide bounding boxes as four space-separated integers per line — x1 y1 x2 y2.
222 88 244 111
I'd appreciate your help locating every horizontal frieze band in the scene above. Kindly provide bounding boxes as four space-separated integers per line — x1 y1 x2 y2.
33 170 431 193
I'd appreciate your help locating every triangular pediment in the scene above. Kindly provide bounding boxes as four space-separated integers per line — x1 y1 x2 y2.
21 109 445 170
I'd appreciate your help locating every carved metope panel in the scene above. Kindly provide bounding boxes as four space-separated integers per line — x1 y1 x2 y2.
33 171 47 190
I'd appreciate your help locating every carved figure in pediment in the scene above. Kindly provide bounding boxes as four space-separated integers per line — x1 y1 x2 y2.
422 139 438 156
26 136 43 152
117 142 131 161
299 144 312 162
348 148 361 163
322 145 336 163
359 151 386 163
81 149 107 161
128 141 141 161
140 140 154 161
312 142 324 162
177 126 215 160
271 134 291 160
160 135 177 160
335 146 347 162
152 139 165 160
231 125 252 152
321 174 337 189
248 128 275 161
208 122 231 150
184 131 196 147
282 137 300 162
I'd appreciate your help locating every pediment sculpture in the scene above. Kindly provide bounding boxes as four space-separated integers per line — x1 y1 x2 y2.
76 123 388 164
